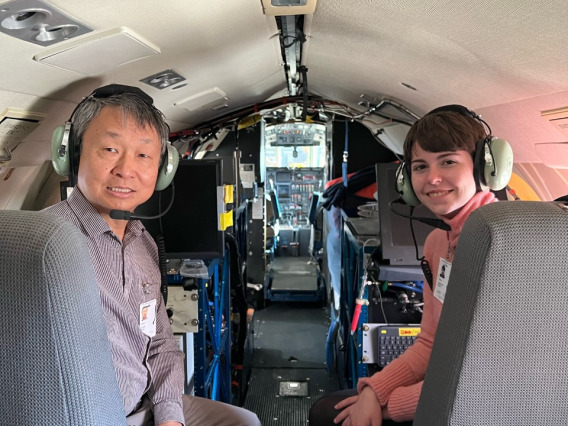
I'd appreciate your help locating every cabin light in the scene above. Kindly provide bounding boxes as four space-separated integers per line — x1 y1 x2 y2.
171 82 188 90
140 69 187 90
0 0 92 46
175 87 229 112
34 27 160 75
272 0 307 5
211 104 229 111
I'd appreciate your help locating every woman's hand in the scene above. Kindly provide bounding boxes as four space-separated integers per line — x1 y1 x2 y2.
333 386 382 426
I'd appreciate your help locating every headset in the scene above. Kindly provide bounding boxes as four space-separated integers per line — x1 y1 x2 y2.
51 84 178 191
395 104 513 207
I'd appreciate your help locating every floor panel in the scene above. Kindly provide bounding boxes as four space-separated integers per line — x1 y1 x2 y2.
243 302 341 425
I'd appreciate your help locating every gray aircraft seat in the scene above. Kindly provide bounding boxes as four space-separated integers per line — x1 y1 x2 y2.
266 190 280 238
308 191 323 259
414 201 568 425
0 210 126 425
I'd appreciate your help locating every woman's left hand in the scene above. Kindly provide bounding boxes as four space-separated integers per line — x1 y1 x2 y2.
333 386 382 426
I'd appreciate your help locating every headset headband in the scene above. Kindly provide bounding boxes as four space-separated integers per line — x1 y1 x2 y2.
425 104 492 137
427 104 478 119
65 84 156 128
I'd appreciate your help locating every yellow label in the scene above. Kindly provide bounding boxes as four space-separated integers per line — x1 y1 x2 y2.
219 210 234 231
398 327 420 337
224 185 234 204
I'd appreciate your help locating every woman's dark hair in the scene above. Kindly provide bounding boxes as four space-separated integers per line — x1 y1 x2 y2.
403 110 486 162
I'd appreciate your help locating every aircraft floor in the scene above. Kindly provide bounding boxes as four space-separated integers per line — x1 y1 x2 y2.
243 301 340 424
269 257 319 292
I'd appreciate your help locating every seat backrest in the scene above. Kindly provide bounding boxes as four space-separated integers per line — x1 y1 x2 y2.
414 201 568 425
308 192 323 258
0 210 126 425
308 192 321 226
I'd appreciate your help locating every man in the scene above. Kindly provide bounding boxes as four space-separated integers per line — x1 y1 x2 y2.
45 84 260 426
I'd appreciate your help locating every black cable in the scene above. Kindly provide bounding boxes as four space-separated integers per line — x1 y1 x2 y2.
300 66 308 122
321 165 377 210
420 258 434 291
156 234 169 306
389 199 451 231
281 35 299 48
225 233 248 365
155 186 174 307
408 206 434 290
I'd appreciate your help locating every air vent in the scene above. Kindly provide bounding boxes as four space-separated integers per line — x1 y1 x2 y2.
541 107 568 139
537 107 568 168
140 69 187 90
0 0 91 46
0 108 45 153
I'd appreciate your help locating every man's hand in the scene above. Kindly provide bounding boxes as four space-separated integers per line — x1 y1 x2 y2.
158 422 182 426
333 386 382 426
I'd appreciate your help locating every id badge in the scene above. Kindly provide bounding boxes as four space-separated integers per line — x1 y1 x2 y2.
434 258 452 304
139 299 157 337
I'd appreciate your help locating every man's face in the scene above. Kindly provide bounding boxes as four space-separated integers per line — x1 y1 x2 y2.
77 106 162 221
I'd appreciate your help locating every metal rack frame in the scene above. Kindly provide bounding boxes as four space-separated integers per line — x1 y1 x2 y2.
338 219 378 388
193 255 232 402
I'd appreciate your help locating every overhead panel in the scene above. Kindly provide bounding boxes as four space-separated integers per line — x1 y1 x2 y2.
33 27 160 75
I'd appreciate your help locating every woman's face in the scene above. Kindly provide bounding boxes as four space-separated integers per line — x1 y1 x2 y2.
410 143 477 219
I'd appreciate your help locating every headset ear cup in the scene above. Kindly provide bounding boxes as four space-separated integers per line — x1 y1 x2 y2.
396 163 421 207
51 124 71 176
483 138 513 190
155 144 179 191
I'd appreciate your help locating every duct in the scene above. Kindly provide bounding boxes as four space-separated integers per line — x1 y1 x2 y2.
280 15 302 96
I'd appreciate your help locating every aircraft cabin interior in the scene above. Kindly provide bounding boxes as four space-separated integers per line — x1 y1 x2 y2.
1 0 568 425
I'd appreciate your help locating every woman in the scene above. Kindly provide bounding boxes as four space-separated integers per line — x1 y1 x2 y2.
309 105 507 425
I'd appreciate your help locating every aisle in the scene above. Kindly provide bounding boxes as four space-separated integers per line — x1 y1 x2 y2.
243 301 340 424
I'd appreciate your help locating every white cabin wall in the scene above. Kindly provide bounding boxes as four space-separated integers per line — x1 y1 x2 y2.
35 167 67 209
475 93 568 200
514 163 568 201
0 162 62 210
0 88 77 168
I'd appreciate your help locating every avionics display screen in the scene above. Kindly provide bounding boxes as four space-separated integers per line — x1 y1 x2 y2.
137 159 224 259
276 171 292 182
264 122 326 146
375 162 438 266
